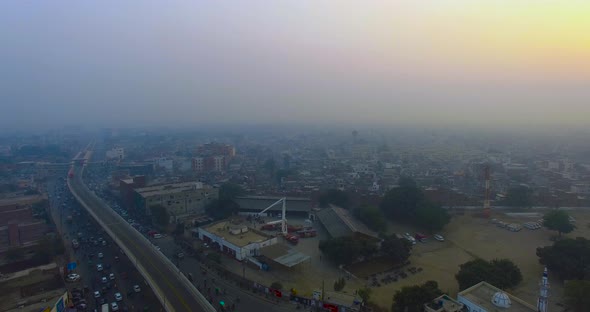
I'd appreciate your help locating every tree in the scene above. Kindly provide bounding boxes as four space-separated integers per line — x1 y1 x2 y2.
319 237 378 265
392 281 443 312
455 258 522 290
318 189 351 209
150 205 170 226
354 205 387 233
504 186 533 208
218 183 244 201
564 280 590 312
333 278 346 291
357 287 372 305
536 237 590 280
205 199 240 220
543 210 575 237
380 235 411 264
414 201 450 233
380 181 424 220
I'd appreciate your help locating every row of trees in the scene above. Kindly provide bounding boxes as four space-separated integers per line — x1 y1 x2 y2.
319 235 411 266
455 258 523 290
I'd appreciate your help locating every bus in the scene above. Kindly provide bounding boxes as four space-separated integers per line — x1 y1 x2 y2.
101 303 109 312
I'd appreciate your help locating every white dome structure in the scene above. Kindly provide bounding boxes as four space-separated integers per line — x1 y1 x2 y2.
491 291 511 308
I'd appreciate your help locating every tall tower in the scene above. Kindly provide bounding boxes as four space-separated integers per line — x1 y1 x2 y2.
483 165 491 218
537 267 549 312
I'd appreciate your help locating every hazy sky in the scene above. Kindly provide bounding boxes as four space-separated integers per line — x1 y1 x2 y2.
1 1 589 129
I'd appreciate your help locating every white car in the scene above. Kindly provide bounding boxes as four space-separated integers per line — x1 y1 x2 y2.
96 264 103 272
66 273 80 282
111 302 119 311
98 252 104 259
153 234 163 239
94 291 101 298
133 285 141 293
434 234 445 242
109 273 115 280
101 276 108 284
153 245 161 251
114 292 123 302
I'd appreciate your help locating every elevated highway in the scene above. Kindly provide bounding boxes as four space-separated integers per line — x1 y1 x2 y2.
68 163 215 312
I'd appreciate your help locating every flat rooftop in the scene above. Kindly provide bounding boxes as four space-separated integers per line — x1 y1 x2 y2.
458 282 536 312
202 220 269 247
259 244 310 268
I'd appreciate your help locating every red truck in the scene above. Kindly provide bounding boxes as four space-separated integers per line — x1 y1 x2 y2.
285 234 299 245
287 225 303 233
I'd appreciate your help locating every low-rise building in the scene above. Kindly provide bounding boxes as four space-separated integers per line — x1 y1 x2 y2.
424 295 464 312
106 147 125 161
457 281 536 312
134 181 218 221
234 196 312 218
196 219 277 261
315 204 379 240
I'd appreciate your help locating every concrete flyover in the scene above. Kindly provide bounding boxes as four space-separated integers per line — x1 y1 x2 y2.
68 164 215 312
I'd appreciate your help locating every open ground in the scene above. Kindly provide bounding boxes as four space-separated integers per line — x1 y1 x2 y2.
212 211 590 311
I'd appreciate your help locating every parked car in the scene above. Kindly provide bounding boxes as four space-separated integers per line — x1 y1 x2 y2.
93 291 101 298
96 264 103 272
434 234 445 242
109 273 115 280
133 285 141 293
114 292 123 302
66 273 81 282
101 276 108 284
98 252 104 259
111 302 119 311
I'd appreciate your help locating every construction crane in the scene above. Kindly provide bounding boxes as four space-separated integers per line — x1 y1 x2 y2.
258 197 287 235
483 165 491 218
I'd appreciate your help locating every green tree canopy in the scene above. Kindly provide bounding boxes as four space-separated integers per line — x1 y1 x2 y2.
318 189 351 209
205 199 240 220
536 237 590 280
414 201 451 233
319 236 378 265
455 258 522 290
218 183 244 201
543 210 575 237
381 235 412 264
504 186 533 207
357 287 372 305
392 281 443 312
353 205 387 233
564 280 590 312
150 204 170 226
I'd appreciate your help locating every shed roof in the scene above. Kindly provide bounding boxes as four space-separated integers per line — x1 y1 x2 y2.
315 205 379 240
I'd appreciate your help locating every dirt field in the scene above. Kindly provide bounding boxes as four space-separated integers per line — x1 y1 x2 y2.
219 210 590 311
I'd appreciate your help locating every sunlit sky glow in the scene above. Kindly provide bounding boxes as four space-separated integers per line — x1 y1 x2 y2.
1 1 589 129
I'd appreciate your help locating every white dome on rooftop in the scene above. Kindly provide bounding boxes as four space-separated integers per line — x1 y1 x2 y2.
491 291 511 308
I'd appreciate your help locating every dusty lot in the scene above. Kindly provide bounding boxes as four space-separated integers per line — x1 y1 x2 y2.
218 210 590 311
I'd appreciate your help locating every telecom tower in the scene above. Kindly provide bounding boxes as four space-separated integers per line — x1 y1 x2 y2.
483 165 491 218
537 267 549 312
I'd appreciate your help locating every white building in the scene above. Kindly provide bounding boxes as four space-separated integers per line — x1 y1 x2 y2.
196 220 277 261
106 147 124 161
154 157 174 172
457 281 536 312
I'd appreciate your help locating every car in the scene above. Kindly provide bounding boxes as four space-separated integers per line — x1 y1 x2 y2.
102 240 107 246
174 251 185 259
153 234 163 239
96 264 103 272
101 277 108 284
111 302 119 311
114 292 123 302
98 252 104 259
94 291 101 298
153 245 161 251
66 273 81 282
109 273 115 280
434 234 445 242
133 285 141 293
114 256 120 262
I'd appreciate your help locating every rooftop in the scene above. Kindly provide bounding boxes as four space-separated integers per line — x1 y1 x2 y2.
315 205 379 239
135 182 213 197
259 244 310 268
458 282 536 312
425 295 464 312
202 220 270 247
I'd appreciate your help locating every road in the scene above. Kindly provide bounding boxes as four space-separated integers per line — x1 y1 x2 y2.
68 164 216 312
47 177 162 311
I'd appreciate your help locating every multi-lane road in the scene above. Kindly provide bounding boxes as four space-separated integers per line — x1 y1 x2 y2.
68 164 216 312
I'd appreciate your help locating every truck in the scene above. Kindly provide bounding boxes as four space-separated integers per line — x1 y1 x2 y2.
297 229 317 238
101 303 109 312
261 223 278 231
285 233 299 245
